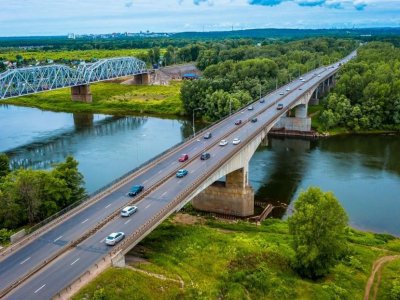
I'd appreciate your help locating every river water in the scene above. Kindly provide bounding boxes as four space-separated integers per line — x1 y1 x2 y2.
1 105 400 236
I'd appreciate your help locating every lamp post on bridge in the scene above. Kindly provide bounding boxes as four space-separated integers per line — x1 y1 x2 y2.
192 107 203 137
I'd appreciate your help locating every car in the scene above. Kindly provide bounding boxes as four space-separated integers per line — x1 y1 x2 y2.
178 154 189 162
251 117 258 123
248 105 254 110
277 103 284 110
203 132 212 139
232 138 241 145
285 87 290 91
279 92 284 96
121 206 138 217
301 79 306 82
318 74 321 77
235 120 242 125
299 87 302 90
176 169 188 178
105 232 125 246
200 152 211 160
260 99 265 103
219 139 228 146
128 185 144 197
299 77 303 80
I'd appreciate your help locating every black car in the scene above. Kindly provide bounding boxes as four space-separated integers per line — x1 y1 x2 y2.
200 152 211 160
235 120 242 125
204 132 212 139
128 185 144 197
251 117 258 123
260 99 265 103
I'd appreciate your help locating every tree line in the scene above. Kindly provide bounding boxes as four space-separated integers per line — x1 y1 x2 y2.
181 38 357 121
320 42 400 131
0 154 86 242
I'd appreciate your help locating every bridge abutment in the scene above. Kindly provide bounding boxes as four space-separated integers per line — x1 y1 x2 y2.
71 84 92 103
111 253 126 268
192 167 254 216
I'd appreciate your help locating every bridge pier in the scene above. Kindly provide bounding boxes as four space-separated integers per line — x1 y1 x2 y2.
192 167 254 216
273 103 311 132
71 84 92 103
111 253 126 268
132 73 150 85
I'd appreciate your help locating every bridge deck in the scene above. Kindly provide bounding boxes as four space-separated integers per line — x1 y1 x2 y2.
0 52 356 299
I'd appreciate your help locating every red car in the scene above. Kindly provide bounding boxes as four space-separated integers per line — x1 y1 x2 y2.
178 154 189 162
235 120 242 125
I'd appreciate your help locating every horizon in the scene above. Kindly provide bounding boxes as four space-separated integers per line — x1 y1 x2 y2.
1 0 400 37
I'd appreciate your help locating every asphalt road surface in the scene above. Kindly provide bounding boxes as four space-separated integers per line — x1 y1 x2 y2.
1 51 356 299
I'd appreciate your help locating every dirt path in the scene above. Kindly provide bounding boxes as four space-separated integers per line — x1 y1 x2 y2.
364 255 400 300
126 265 185 289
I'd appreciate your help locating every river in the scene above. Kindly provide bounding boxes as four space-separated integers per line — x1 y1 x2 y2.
1 105 400 236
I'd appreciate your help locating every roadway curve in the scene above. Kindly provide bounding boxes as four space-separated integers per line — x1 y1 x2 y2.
1 51 356 299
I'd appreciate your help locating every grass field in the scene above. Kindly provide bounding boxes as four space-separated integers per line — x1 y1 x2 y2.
2 81 184 116
73 216 400 300
0 49 151 62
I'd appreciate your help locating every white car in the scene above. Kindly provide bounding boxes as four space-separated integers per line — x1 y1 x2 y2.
232 138 241 145
219 139 228 146
285 87 290 91
121 205 137 217
301 79 305 82
105 232 125 246
299 77 303 80
279 92 284 95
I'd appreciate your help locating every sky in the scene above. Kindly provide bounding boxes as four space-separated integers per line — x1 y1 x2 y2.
0 0 399 36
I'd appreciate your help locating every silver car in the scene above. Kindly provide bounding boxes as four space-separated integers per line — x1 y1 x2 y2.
219 139 228 146
105 232 125 246
121 206 137 217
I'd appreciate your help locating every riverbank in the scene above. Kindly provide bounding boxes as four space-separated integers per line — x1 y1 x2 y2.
73 214 400 299
309 104 400 136
2 81 184 116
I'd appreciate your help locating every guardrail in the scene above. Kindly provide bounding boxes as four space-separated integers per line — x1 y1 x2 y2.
3 52 355 298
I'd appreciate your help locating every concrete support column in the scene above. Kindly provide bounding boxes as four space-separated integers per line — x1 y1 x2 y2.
111 254 125 268
73 113 94 129
260 137 269 147
192 166 254 216
71 84 92 103
295 104 308 118
132 73 150 85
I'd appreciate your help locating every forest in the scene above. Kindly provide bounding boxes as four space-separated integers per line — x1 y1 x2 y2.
319 42 400 131
181 38 357 121
0 154 86 243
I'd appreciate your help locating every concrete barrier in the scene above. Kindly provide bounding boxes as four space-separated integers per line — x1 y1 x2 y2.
10 229 26 244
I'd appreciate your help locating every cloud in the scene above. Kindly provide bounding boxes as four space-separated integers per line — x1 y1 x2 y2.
248 0 368 9
193 0 214 5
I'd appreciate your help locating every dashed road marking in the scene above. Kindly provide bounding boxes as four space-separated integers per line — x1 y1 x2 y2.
20 257 31 265
34 284 46 294
71 258 80 266
124 219 131 225
81 218 89 224
161 191 167 197
145 204 151 209
100 238 105 243
53 236 63 243
104 204 111 209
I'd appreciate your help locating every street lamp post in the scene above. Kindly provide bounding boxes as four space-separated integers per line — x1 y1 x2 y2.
229 98 232 116
192 107 203 137
259 84 262 100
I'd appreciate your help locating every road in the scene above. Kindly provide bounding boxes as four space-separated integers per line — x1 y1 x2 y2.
1 51 356 299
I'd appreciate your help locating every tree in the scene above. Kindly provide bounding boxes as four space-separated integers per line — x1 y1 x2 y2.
0 153 10 179
288 187 348 279
52 156 86 206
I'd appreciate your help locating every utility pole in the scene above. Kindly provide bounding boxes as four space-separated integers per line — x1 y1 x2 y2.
229 98 232 116
192 107 203 137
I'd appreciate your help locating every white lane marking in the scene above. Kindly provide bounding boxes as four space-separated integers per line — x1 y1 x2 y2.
161 191 167 197
20 257 31 265
53 236 63 242
71 258 80 266
143 179 148 184
100 238 105 243
145 204 151 209
81 218 89 224
158 170 162 174
34 284 46 294
104 204 111 209
124 219 131 225
177 180 182 184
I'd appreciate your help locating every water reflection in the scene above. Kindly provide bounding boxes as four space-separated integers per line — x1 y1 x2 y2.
250 135 400 236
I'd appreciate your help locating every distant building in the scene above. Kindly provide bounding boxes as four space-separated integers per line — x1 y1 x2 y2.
67 33 76 39
182 73 200 80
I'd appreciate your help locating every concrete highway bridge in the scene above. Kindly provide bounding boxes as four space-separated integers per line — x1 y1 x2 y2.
0 57 149 102
0 51 356 299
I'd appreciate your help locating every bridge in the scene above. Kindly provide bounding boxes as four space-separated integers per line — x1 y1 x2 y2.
0 51 356 299
0 57 148 102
